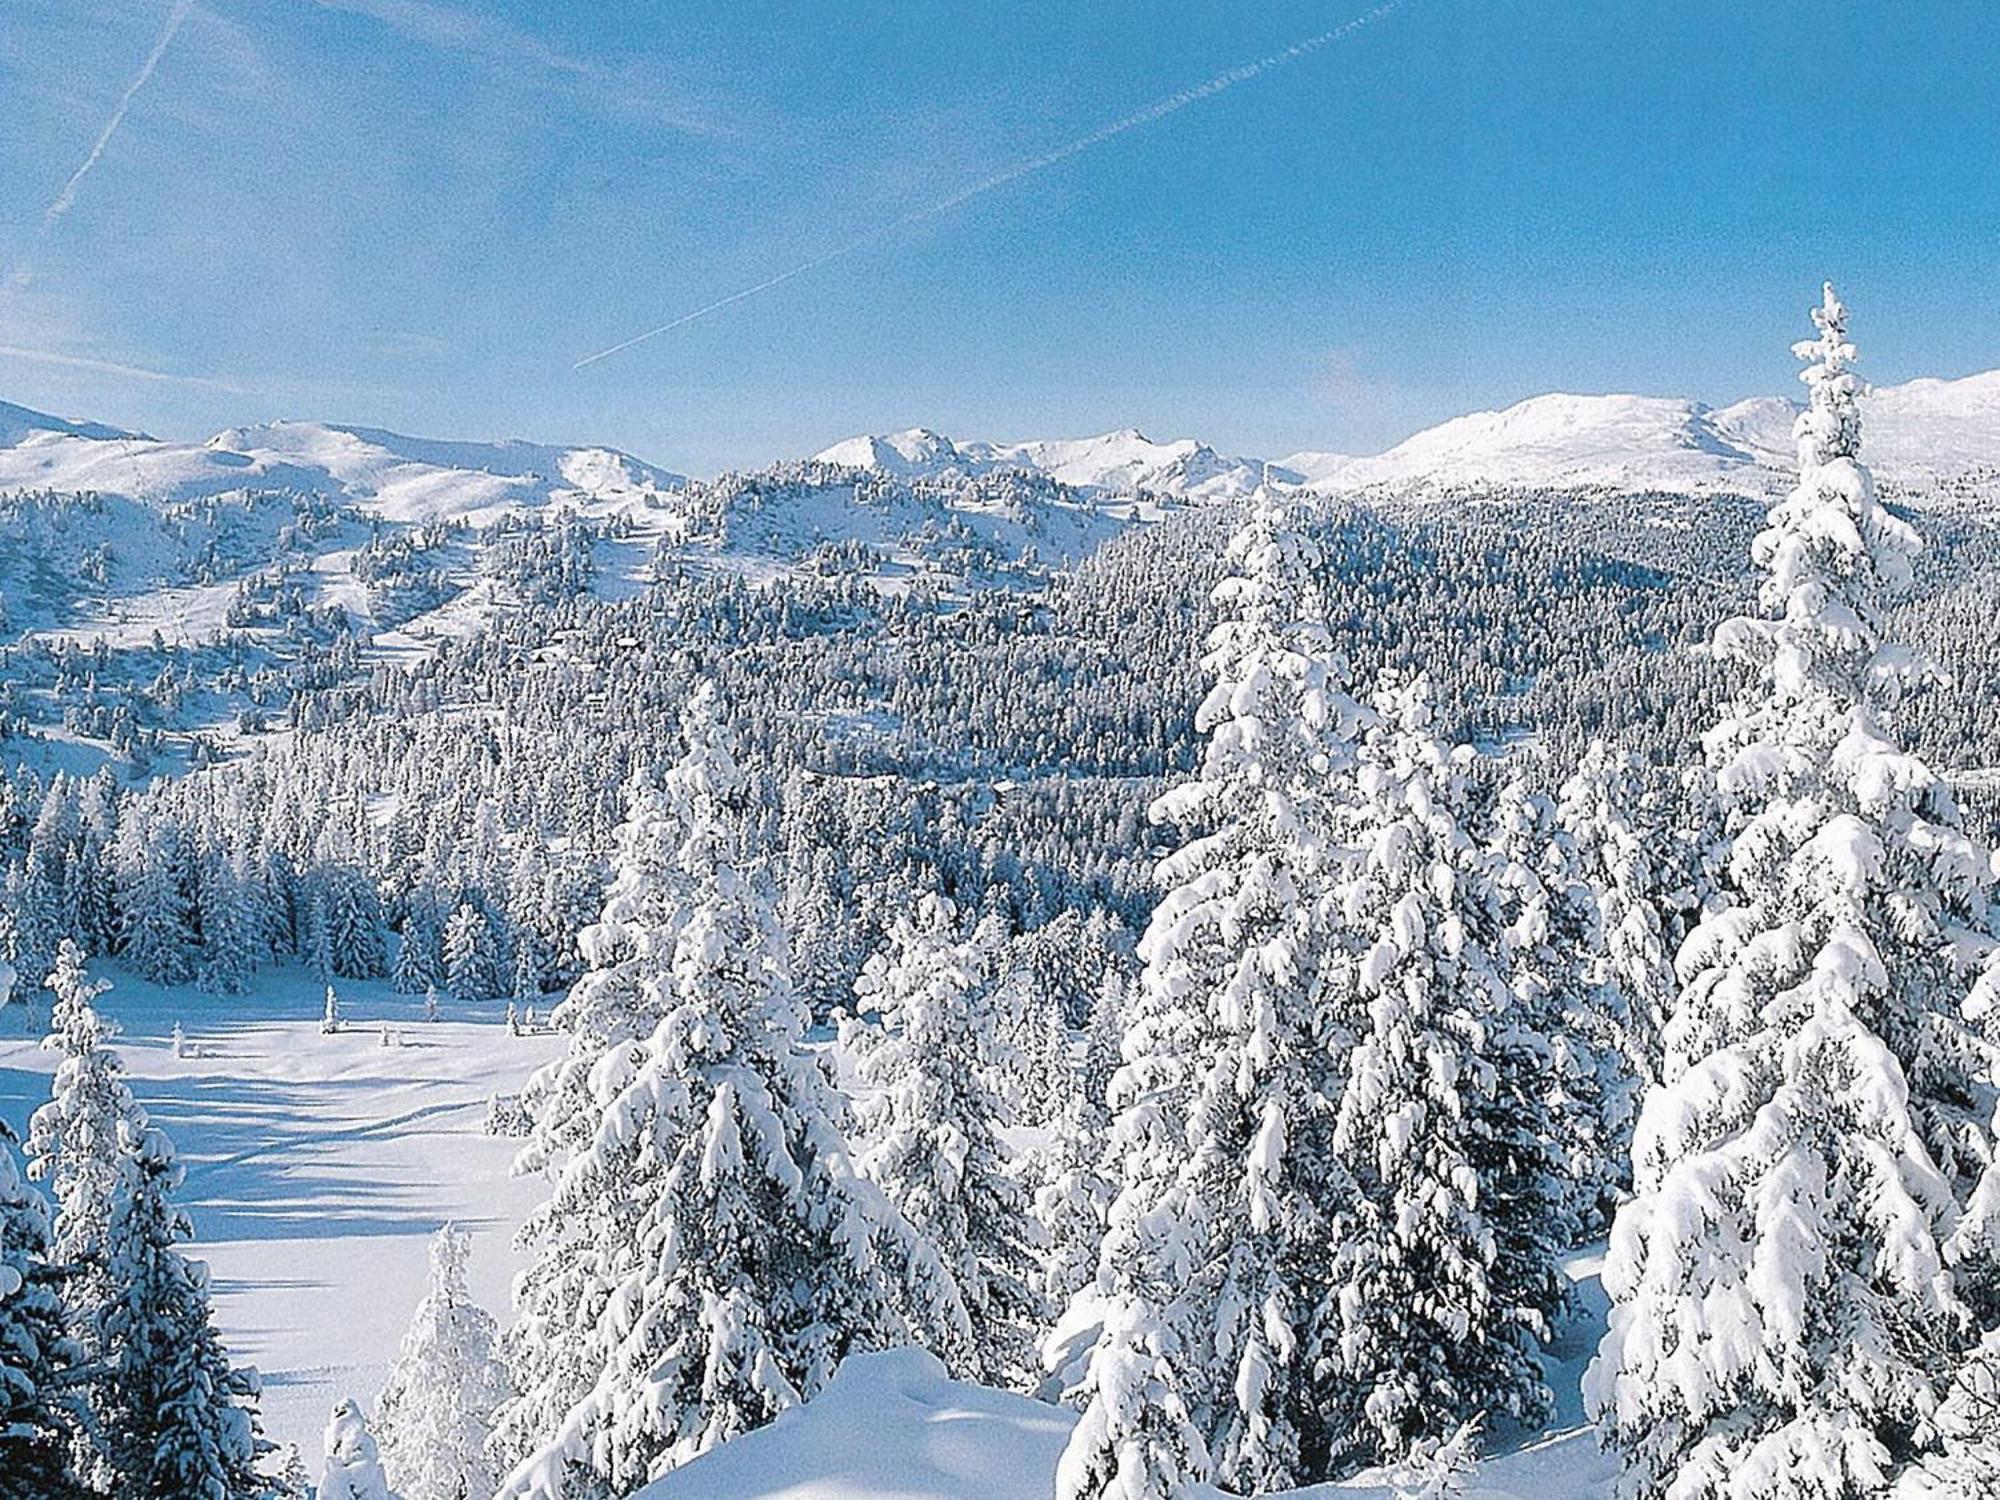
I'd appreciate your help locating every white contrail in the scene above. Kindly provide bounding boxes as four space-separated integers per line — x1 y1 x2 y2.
44 0 196 227
575 0 1413 370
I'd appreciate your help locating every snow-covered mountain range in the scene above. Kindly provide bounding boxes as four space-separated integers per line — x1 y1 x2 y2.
3 366 1998 527
821 370 2000 498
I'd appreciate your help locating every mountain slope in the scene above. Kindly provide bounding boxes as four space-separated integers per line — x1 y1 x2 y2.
0 399 140 446
9 364 2000 527
1287 393 1770 493
1286 373 2000 495
0 406 684 521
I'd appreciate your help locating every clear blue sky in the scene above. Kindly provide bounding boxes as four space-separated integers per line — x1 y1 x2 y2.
2 0 1996 474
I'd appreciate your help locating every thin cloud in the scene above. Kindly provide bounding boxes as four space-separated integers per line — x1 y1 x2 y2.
573 0 1416 369
0 342 246 393
305 0 717 132
43 0 196 228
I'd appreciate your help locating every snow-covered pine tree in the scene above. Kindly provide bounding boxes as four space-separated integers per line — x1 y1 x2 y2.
268 1441 314 1500
492 771 695 1477
1079 967 1128 1113
1033 1069 1113 1352
1310 673 1557 1474
323 1398 400 1500
843 892 1046 1390
7 852 62 993
512 942 541 1006
1556 740 1676 1085
327 865 388 982
95 1120 268 1499
392 901 444 995
120 817 198 985
1480 774 1627 1244
1587 284 2000 1498
377 1225 510 1500
197 849 259 995
27 940 143 1340
443 903 501 1001
1058 495 1365 1498
0 1120 87 1498
497 683 960 1499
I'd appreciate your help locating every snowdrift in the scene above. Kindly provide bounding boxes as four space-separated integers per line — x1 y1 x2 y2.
630 1349 1071 1500
630 1348 1616 1500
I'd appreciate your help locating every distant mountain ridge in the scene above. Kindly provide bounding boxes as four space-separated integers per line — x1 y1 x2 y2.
817 369 2000 498
4 365 1999 522
812 426 1284 500
0 409 685 522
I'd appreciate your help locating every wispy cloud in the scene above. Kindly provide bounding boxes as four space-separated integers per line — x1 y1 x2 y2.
0 342 245 393
305 0 718 133
574 0 1416 368
43 0 196 228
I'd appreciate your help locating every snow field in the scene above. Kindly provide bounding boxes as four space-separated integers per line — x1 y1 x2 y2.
0 961 561 1462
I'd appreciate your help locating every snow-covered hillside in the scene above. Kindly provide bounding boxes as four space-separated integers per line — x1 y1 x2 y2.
6 363 1999 571
0 404 685 523
1284 372 2000 494
1284 393 1772 493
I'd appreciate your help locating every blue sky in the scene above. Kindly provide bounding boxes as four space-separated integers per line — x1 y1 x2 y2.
2 0 1996 474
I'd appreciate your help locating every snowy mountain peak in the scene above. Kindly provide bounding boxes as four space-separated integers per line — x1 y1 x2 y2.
813 424 1274 500
813 427 971 478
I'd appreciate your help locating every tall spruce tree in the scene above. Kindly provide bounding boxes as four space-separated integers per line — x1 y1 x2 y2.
1309 673 1559 1474
1058 495 1365 1498
1587 284 2000 1498
843 893 1046 1390
27 941 144 1350
496 684 960 1499
94 1121 268 1499
492 769 697 1478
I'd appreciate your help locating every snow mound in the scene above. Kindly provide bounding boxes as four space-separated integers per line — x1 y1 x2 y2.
630 1348 1072 1500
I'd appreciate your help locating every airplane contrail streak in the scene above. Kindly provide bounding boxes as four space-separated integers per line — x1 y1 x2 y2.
44 0 196 227
574 0 1413 370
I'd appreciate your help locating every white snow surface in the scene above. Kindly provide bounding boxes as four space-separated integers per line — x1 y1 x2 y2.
0 960 562 1463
